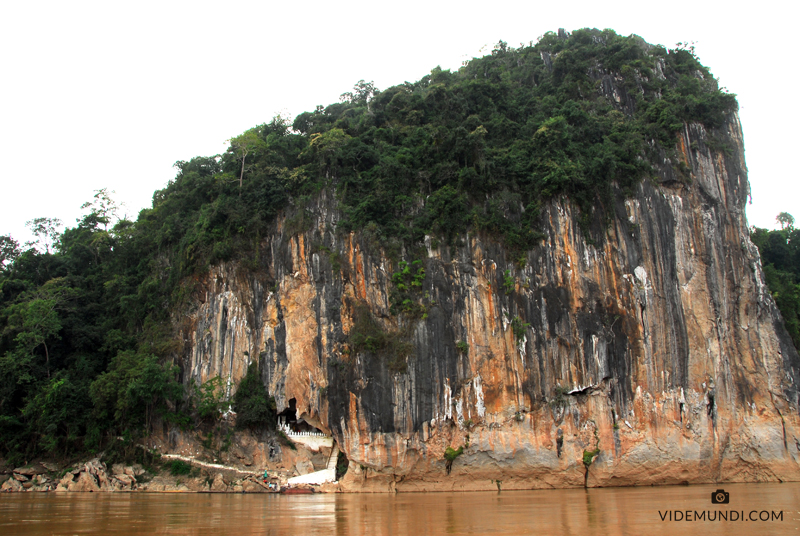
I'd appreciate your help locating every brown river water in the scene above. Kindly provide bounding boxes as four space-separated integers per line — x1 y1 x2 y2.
1 482 798 535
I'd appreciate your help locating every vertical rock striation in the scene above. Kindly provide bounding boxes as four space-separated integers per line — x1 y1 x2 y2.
180 112 800 491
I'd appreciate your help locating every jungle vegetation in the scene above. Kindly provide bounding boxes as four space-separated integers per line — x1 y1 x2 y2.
750 214 800 349
0 28 748 462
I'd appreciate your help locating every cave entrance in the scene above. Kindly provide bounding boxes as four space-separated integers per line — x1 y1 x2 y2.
276 397 298 429
276 397 325 436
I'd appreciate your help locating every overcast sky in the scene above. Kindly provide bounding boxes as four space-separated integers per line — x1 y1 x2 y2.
1 0 796 244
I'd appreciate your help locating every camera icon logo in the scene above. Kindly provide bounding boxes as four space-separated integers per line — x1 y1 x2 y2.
711 489 730 504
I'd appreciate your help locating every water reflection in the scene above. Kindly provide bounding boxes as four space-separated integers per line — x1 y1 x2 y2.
0 482 797 535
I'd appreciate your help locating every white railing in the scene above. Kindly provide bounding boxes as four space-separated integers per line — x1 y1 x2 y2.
277 417 327 437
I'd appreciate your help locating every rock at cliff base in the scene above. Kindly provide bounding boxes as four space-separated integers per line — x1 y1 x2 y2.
69 472 100 492
59 473 75 487
1 478 23 492
14 465 45 476
211 473 228 492
242 479 265 493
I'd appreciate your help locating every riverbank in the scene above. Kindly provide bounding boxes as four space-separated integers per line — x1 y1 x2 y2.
0 456 339 494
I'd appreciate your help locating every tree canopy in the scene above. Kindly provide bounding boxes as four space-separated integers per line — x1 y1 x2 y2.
751 216 800 348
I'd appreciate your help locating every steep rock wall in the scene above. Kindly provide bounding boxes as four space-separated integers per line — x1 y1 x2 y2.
179 113 800 491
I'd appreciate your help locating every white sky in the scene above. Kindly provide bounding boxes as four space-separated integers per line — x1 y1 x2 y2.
1 0 796 244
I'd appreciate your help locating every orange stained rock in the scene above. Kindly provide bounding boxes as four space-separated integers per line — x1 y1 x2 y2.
677 131 689 166
353 250 367 301
484 277 495 333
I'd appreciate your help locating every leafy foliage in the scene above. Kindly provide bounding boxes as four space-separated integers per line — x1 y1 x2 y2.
335 450 350 480
347 304 413 373
510 316 530 342
582 448 600 466
232 363 276 430
751 218 800 349
390 260 427 316
503 270 515 294
444 445 464 475
290 30 734 251
189 376 231 422
168 459 192 476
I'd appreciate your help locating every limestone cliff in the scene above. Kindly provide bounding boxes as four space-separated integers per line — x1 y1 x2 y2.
178 110 800 491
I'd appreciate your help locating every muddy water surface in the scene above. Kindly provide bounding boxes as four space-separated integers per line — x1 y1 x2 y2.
1 482 798 535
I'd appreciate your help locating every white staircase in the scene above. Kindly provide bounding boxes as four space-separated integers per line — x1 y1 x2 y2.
326 444 339 472
286 444 339 485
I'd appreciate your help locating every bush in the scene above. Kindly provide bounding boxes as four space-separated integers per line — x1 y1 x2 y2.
582 448 600 466
444 445 464 474
348 304 414 373
168 459 192 475
232 363 276 430
335 450 349 480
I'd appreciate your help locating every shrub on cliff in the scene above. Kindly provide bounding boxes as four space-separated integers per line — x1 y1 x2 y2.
444 446 464 475
232 363 276 430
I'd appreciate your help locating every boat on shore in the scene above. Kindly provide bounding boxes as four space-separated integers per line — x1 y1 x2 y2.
280 486 314 495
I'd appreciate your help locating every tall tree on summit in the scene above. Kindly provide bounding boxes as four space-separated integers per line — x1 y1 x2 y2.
228 129 265 191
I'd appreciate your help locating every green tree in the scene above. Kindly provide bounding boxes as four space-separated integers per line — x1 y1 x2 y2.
0 235 20 268
189 376 230 422
777 212 795 230
90 350 183 434
340 80 378 111
751 216 800 349
22 371 90 453
228 129 266 190
232 362 276 430
3 278 74 379
80 188 122 231
25 217 63 253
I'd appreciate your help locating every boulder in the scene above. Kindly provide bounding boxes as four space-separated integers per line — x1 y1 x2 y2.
112 474 135 490
41 462 59 472
185 477 209 492
14 465 46 476
241 479 265 493
1 478 23 492
83 459 106 476
69 472 100 492
96 471 110 491
211 473 227 492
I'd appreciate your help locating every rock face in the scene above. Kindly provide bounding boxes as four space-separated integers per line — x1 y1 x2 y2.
53 459 139 492
180 111 800 491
